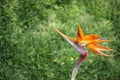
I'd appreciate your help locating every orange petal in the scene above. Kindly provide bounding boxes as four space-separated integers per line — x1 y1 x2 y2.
93 44 111 51
77 25 84 42
88 39 112 44
83 34 100 41
95 40 112 43
69 37 77 43
88 44 110 56
89 40 111 44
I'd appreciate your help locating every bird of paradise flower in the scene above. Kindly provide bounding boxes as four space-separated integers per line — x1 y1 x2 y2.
55 25 113 80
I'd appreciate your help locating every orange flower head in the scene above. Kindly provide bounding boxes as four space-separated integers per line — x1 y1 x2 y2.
71 25 112 56
56 25 112 56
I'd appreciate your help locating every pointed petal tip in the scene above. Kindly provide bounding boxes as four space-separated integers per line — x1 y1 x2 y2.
97 39 113 43
95 50 113 57
88 44 113 57
54 28 59 32
78 24 80 28
109 49 114 52
77 24 84 42
101 54 110 57
100 53 113 57
95 51 110 57
101 39 112 42
91 47 113 57
54 28 68 39
78 25 82 31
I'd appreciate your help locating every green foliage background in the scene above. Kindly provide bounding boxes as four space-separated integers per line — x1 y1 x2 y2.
0 0 120 80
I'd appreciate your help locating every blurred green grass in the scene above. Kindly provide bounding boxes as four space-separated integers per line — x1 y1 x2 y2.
0 0 120 80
